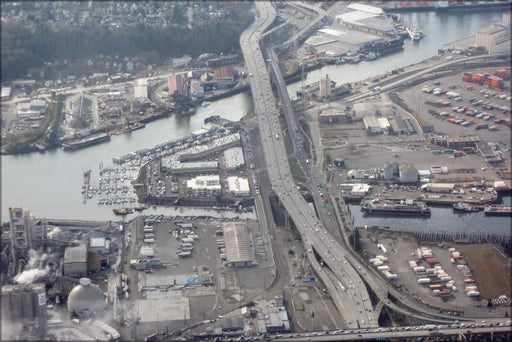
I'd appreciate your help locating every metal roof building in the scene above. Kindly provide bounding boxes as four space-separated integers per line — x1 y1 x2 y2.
64 242 88 277
223 222 254 267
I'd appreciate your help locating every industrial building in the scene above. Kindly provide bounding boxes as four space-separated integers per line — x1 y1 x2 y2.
317 103 349 124
223 146 245 170
265 305 291 333
399 164 418 183
227 176 250 197
223 221 254 267
8 207 41 252
168 74 185 96
1 283 47 339
63 242 88 277
67 278 106 318
186 175 222 197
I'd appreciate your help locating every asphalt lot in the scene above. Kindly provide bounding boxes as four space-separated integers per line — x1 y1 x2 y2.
358 228 511 319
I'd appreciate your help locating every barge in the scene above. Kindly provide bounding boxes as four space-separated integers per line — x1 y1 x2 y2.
62 133 111 151
434 1 511 13
362 198 431 216
484 204 512 216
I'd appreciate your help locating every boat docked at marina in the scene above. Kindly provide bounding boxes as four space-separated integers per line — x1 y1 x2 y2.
406 25 423 41
113 208 134 215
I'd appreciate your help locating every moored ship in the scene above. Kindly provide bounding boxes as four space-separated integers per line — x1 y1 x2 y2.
361 198 431 216
62 133 111 151
453 202 482 212
484 204 512 216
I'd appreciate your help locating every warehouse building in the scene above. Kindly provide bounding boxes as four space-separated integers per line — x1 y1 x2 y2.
214 66 235 88
64 242 88 277
223 221 255 267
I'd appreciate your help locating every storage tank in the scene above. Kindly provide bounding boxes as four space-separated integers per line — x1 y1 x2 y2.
67 278 106 318
384 162 394 180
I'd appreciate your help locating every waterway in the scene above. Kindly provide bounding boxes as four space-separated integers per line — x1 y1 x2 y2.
1 10 510 232
2 93 254 220
348 195 511 235
286 10 505 98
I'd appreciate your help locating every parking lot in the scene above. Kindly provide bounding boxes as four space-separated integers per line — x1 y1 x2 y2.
122 214 276 338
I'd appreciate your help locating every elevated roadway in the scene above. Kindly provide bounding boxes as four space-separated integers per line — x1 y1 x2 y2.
241 2 376 329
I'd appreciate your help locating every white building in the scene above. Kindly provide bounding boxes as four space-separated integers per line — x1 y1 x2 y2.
186 175 221 196
475 22 510 54
227 176 250 197
133 78 148 100
335 3 395 37
399 164 418 183
363 115 381 134
223 147 245 170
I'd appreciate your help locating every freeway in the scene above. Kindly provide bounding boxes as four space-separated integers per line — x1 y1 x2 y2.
273 324 512 341
240 2 376 329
